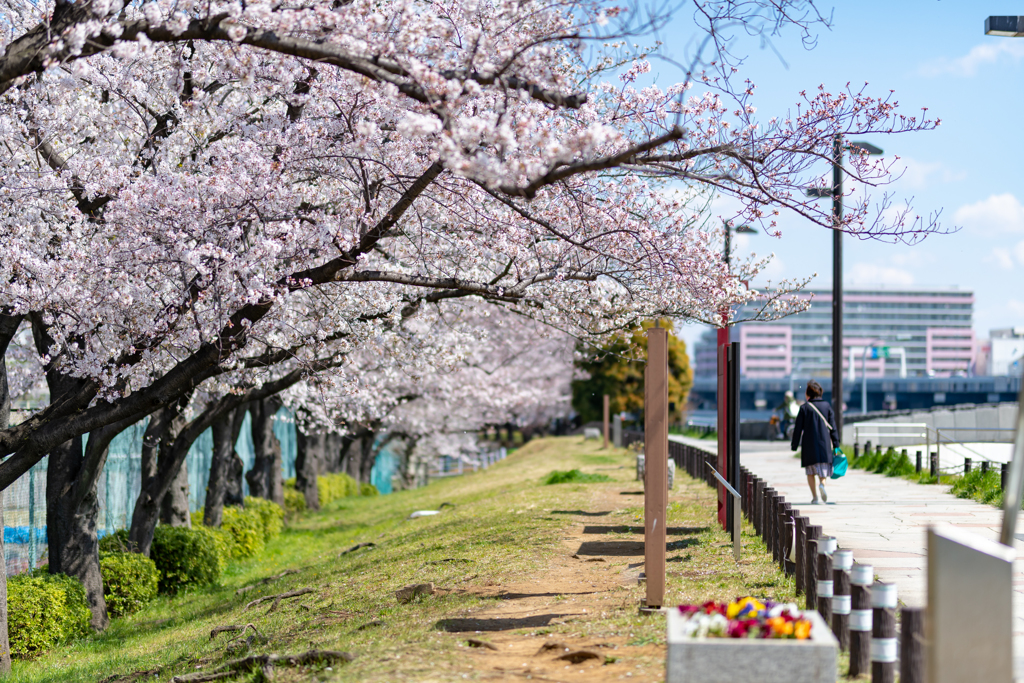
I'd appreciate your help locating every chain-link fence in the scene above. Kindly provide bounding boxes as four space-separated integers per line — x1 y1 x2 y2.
3 408 298 576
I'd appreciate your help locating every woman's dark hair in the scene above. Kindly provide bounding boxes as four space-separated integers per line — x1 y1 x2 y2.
806 380 823 400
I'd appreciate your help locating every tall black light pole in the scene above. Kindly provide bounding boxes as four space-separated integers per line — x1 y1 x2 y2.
807 138 883 435
984 14 1024 549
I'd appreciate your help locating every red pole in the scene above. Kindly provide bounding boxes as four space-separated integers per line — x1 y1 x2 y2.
716 325 730 530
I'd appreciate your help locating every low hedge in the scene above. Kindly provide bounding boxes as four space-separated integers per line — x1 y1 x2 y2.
317 472 360 506
283 486 307 514
7 572 91 657
99 551 159 617
244 496 285 542
283 473 377 514
192 506 266 560
150 525 222 593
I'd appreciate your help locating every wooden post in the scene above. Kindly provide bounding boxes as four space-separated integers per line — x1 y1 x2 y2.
779 502 793 574
784 513 795 576
1003 462 1009 492
769 493 780 563
745 477 753 521
643 326 669 609
915 450 922 473
899 606 925 683
965 458 972 475
832 549 853 651
854 443 860 460
982 460 989 475
754 480 764 536
930 452 938 478
603 394 610 449
805 537 819 612
871 581 897 683
795 516 808 595
849 563 874 678
817 547 833 626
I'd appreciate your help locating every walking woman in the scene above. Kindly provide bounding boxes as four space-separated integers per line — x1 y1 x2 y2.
790 380 839 504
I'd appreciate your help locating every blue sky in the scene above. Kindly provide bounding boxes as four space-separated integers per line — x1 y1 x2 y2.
647 3 1024 352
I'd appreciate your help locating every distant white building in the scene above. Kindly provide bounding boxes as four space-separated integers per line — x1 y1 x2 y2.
988 328 1024 376
693 286 975 379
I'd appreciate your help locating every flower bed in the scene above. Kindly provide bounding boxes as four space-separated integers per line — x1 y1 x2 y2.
677 598 812 640
667 597 837 683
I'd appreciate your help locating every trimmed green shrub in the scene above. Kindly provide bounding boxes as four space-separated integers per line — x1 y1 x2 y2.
221 506 265 558
8 572 91 657
317 472 360 506
150 525 222 593
98 529 135 553
243 496 285 542
359 482 379 496
99 551 159 617
542 469 612 485
283 486 307 514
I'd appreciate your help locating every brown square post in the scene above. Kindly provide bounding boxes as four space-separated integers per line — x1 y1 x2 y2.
644 325 669 609
603 394 610 449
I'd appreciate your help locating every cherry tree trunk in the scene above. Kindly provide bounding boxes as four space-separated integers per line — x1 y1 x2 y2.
205 407 246 526
0 313 18 673
295 430 321 511
46 436 109 631
159 459 191 528
246 398 283 506
323 433 343 473
129 405 188 556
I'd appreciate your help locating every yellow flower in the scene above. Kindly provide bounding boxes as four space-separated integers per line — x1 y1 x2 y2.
727 597 765 619
794 620 812 640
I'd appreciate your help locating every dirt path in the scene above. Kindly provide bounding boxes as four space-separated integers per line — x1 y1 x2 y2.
434 484 666 682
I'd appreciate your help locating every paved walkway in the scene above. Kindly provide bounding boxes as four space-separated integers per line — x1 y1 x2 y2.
670 435 1024 678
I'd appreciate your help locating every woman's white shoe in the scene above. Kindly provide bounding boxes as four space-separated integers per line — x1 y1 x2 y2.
819 483 828 502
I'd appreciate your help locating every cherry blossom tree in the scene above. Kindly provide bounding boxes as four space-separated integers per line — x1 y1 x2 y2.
0 0 946 652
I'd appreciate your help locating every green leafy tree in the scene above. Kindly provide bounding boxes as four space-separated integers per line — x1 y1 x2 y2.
572 320 692 425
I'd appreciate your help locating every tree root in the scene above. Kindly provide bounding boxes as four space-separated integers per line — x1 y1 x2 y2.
235 569 300 595
244 588 314 612
169 649 354 683
210 623 261 641
339 542 376 556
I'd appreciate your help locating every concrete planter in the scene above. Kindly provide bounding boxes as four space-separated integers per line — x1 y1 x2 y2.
667 609 838 683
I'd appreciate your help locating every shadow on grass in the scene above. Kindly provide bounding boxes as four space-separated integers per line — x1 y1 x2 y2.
574 540 645 556
435 614 573 632
550 510 612 516
581 525 709 536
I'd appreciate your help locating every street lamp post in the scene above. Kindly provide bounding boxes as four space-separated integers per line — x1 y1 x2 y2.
983 13 1024 548
716 221 756 530
806 138 883 435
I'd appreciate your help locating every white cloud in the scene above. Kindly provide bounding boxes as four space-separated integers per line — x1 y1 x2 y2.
953 194 1024 234
919 40 1024 77
847 263 914 287
991 247 1015 270
1008 300 1024 318
892 157 965 191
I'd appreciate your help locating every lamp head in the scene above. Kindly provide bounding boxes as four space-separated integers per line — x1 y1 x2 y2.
985 16 1024 37
848 141 884 156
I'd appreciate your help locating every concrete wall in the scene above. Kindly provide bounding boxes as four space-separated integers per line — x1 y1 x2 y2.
843 402 1017 450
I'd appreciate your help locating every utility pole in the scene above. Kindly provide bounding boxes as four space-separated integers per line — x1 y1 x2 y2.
831 135 844 435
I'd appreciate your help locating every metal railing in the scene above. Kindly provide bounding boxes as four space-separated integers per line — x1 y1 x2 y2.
853 423 1016 475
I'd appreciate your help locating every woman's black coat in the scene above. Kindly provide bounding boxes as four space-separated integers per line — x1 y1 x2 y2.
790 399 839 468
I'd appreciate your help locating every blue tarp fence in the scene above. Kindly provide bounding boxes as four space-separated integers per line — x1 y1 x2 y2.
3 407 298 576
